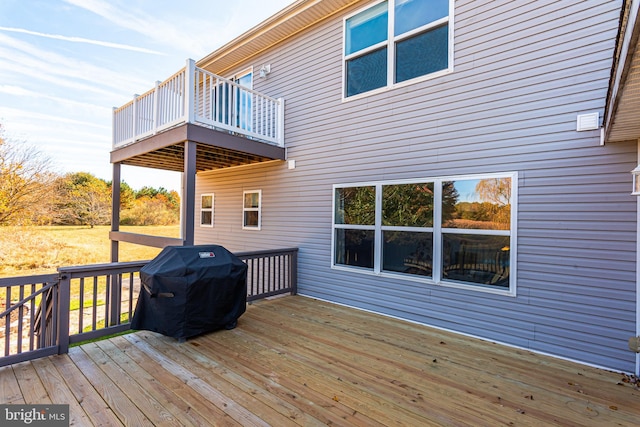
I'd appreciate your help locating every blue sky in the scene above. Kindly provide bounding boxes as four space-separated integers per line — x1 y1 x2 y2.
0 0 292 191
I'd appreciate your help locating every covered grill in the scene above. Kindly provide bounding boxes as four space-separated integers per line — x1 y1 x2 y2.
131 245 247 339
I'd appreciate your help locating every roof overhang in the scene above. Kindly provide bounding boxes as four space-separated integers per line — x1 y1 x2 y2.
110 124 285 172
196 0 363 75
604 0 640 143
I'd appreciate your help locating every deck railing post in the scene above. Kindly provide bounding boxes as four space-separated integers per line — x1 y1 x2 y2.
108 274 122 327
112 106 116 148
185 59 196 124
152 80 160 134
132 94 139 143
290 249 298 295
277 98 285 147
57 274 71 355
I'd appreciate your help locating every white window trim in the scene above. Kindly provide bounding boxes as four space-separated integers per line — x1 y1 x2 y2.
331 172 518 296
234 68 253 84
341 0 455 102
200 193 214 227
243 189 262 230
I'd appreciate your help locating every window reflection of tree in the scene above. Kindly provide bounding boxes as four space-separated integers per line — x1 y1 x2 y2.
441 178 511 287
475 178 511 227
442 181 459 225
443 178 510 230
382 183 434 227
382 183 435 277
335 186 375 268
336 186 375 225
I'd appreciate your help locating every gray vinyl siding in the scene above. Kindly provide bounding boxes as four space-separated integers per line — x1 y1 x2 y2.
195 0 637 373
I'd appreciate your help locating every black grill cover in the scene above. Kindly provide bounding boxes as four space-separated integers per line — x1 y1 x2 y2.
131 245 247 339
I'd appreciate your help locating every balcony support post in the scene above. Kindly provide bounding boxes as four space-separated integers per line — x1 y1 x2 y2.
181 140 196 246
111 162 121 262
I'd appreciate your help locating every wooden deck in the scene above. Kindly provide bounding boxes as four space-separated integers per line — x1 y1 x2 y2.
1 295 638 426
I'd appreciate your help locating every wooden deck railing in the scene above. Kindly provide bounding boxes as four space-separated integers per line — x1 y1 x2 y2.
237 248 298 302
0 248 297 367
0 274 59 366
112 59 284 149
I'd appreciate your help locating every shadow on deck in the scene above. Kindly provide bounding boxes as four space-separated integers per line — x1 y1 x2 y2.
1 295 639 426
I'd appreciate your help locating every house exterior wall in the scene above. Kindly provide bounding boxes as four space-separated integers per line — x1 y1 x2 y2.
194 0 638 373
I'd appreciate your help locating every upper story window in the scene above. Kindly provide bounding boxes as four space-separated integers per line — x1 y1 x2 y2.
243 190 262 230
200 194 214 227
332 173 517 295
344 0 452 98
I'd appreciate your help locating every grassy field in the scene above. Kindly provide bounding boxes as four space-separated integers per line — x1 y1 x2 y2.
0 225 180 278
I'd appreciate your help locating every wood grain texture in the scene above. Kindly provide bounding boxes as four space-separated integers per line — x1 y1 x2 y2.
0 296 638 426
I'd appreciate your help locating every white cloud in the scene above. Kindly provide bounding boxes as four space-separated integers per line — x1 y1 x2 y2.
0 33 153 99
0 107 111 131
62 0 213 57
60 0 294 60
0 85 112 116
0 26 166 55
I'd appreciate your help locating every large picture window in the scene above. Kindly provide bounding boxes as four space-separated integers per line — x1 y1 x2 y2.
344 0 452 98
332 173 517 294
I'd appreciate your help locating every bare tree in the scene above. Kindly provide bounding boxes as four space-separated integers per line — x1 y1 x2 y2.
0 125 57 225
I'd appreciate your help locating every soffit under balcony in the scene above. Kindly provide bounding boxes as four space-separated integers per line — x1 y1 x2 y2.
110 123 285 172
197 0 363 75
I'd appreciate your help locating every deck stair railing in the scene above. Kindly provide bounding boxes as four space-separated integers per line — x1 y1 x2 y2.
0 247 297 367
0 274 59 364
113 59 284 149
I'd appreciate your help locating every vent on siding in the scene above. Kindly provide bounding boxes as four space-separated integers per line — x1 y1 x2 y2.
576 112 599 131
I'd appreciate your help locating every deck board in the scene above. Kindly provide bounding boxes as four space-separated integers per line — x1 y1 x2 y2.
120 333 278 427
0 365 25 404
81 342 181 426
0 295 638 426
30 356 93 425
136 331 324 426
185 330 378 426
51 352 124 427
68 345 154 426
95 338 214 427
107 336 240 426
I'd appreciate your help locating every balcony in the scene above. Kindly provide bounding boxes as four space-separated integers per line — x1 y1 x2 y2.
111 59 285 172
108 60 287 254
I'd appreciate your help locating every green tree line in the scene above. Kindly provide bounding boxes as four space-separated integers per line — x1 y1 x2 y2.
0 124 179 227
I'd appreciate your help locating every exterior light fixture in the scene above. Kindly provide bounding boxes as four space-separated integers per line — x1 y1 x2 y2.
632 165 640 196
259 64 271 78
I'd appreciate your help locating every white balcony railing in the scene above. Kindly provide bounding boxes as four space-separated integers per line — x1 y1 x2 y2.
112 59 284 149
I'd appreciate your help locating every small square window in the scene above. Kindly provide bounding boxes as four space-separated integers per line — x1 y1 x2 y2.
243 190 262 230
200 194 214 227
